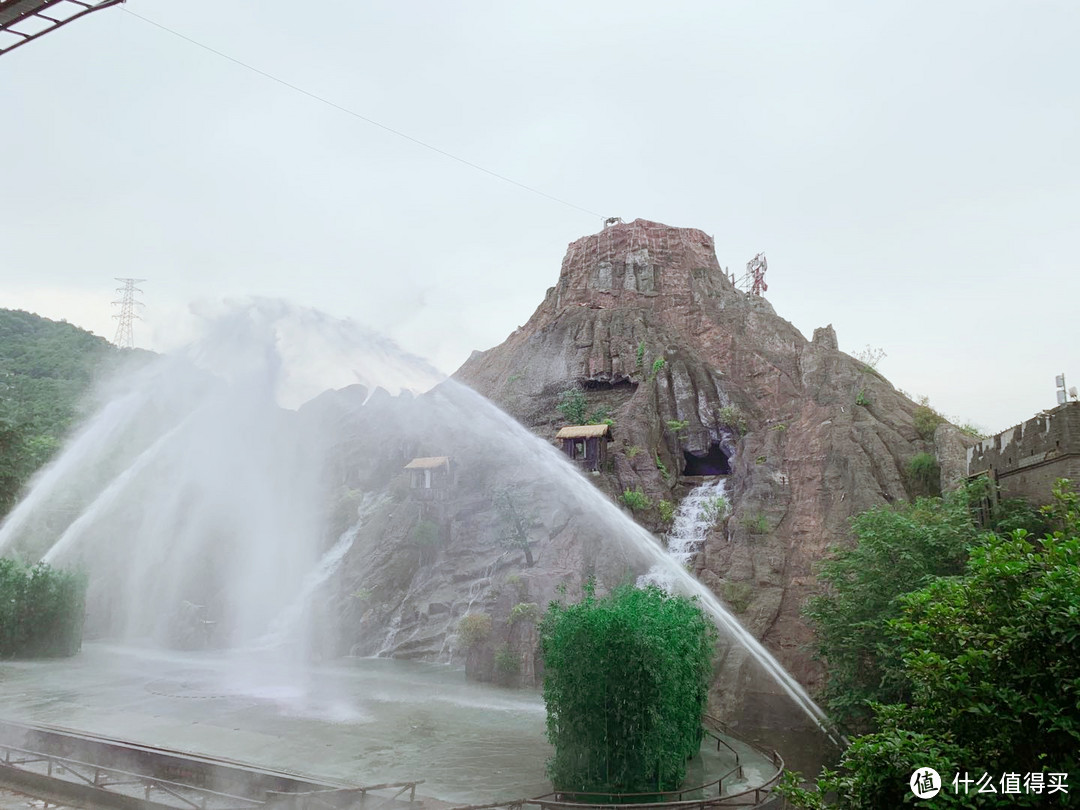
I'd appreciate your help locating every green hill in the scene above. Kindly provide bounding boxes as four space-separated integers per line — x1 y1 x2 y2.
0 309 139 515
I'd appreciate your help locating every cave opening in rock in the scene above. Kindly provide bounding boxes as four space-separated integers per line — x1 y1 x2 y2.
683 442 731 476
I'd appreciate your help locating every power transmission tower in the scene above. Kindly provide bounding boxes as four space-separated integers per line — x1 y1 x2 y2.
111 278 146 348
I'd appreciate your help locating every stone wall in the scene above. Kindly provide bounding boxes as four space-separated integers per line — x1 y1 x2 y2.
967 401 1080 504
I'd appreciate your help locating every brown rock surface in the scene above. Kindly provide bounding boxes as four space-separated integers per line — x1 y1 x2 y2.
455 218 941 696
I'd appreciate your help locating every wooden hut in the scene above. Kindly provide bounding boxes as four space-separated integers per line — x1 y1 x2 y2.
404 456 452 500
556 424 610 472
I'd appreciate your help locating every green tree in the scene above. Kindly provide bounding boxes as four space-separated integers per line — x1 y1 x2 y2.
785 481 1080 808
539 583 717 795
0 309 149 519
805 491 975 731
557 388 588 424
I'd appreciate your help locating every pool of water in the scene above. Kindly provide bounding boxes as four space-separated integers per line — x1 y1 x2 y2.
0 643 774 804
0 643 555 803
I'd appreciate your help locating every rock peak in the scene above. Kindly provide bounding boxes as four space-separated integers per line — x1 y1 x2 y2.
546 218 734 315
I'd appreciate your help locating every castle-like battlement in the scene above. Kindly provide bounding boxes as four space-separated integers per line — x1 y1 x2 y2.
967 401 1080 504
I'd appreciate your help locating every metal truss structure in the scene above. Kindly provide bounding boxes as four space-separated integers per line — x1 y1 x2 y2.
0 0 123 57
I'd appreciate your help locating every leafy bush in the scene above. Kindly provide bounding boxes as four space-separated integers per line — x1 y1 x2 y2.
715 405 748 435
657 499 675 524
635 342 646 369
665 419 688 435
854 389 869 407
648 357 665 381
494 643 521 676
957 421 984 438
906 452 940 497
539 584 717 794
557 388 588 424
790 483 1080 807
457 613 493 649
411 520 440 547
805 490 976 731
719 581 752 613
625 445 641 459
655 454 671 482
740 513 769 534
509 602 540 624
913 398 945 439
619 488 651 511
0 559 86 658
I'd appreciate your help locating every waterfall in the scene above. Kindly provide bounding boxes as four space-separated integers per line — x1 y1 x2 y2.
638 477 728 592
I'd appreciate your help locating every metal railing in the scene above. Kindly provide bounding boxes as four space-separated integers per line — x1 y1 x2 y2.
1 741 263 810
1 740 422 810
447 721 785 810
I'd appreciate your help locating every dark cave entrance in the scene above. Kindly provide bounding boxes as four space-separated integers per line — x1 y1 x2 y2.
683 442 731 476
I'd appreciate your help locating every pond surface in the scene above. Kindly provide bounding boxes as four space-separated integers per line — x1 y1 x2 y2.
0 643 774 804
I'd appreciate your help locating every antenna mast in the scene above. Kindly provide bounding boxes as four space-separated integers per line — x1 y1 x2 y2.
736 253 768 295
112 278 146 349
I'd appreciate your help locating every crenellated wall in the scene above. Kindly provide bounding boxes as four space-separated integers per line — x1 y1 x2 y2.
967 401 1080 504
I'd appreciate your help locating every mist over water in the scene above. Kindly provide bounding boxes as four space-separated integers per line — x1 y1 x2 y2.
0 298 831 743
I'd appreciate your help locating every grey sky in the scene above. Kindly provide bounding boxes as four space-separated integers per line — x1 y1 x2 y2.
2 1 1076 433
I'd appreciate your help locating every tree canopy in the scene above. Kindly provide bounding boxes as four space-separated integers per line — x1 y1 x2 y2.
0 309 141 515
783 481 1080 808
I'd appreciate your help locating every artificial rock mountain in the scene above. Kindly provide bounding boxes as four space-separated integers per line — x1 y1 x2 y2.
324 219 966 725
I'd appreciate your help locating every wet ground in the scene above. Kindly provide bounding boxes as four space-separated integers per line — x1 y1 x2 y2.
0 643 771 805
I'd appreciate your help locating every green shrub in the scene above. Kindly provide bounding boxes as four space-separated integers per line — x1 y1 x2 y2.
907 452 940 497
755 455 767 464
557 388 588 424
719 581 753 613
625 445 641 459
635 342 646 369
803 490 975 731
411 520 440 547
619 488 652 511
457 613 493 649
0 559 86 658
957 421 984 438
657 499 675 524
539 584 717 795
494 643 521 675
648 357 665 381
715 405 748 435
854 389 869 407
740 513 769 534
665 419 688 435
509 602 540 624
655 455 671 482
913 398 945 439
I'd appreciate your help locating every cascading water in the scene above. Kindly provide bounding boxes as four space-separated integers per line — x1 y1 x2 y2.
638 477 728 592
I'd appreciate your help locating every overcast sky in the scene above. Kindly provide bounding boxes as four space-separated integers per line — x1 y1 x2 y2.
2 1 1076 433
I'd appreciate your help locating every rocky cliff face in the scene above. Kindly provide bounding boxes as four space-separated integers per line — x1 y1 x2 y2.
454 218 948 699
317 219 961 729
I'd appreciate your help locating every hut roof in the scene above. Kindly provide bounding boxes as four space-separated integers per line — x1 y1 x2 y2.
404 456 450 470
555 424 610 439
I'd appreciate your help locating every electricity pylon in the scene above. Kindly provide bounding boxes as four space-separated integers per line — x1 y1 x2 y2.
111 278 146 349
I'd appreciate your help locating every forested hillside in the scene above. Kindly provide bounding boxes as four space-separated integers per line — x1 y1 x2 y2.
0 309 139 515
